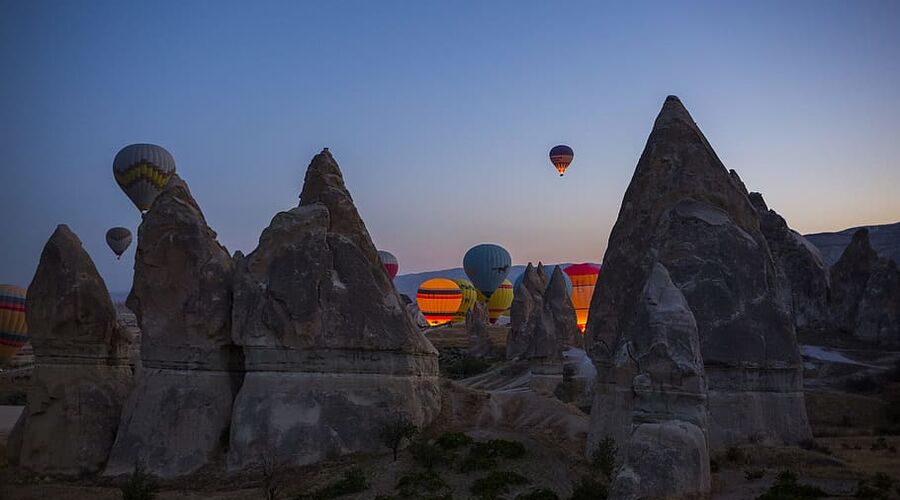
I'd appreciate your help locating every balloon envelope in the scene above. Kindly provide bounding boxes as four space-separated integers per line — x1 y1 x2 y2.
563 263 601 333
480 279 513 324
113 143 176 212
452 279 478 323
549 144 574 176
0 285 28 362
416 278 463 327
106 227 133 258
378 250 399 279
463 244 511 298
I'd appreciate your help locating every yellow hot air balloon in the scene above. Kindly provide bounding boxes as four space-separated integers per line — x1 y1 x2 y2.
477 279 514 324
416 278 463 327
452 279 478 323
0 285 28 362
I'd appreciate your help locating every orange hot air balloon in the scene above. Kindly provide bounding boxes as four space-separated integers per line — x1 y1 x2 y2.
549 145 574 176
0 285 28 361
477 279 514 324
416 278 463 327
563 263 601 333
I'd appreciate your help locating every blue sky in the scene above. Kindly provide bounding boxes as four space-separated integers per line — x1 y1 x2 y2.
2 0 899 293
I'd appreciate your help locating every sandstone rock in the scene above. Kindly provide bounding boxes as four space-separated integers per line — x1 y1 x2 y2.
506 264 546 360
466 301 495 359
227 150 440 470
830 229 879 332
545 267 580 350
9 225 132 474
400 294 429 329
587 96 810 458
749 192 830 331
106 175 240 478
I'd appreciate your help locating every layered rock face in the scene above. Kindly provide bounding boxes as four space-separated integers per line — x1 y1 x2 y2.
749 192 830 331
106 175 240 478
227 150 440 469
587 95 810 472
507 265 578 361
8 225 132 474
830 229 900 344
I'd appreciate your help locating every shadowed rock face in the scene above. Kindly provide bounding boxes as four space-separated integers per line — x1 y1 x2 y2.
830 229 900 344
507 265 579 361
106 175 239 478
8 225 132 475
587 96 810 475
749 192 830 331
227 150 440 470
466 301 494 359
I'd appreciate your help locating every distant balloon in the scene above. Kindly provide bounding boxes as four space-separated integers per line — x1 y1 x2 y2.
113 144 176 212
463 244 511 299
513 265 573 296
416 278 463 327
106 227 133 259
0 285 28 362
563 263 601 333
452 279 478 323
378 250 399 279
479 279 513 324
549 145 574 177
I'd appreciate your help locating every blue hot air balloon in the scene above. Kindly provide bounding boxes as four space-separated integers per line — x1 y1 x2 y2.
463 244 511 299
513 265 573 296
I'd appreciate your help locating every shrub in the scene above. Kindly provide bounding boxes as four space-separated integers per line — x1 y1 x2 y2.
757 470 826 500
516 488 560 500
709 458 720 473
436 431 474 450
470 470 528 500
870 437 889 451
410 439 452 471
459 439 526 472
590 437 617 480
297 468 368 500
744 469 765 481
446 357 491 379
120 464 158 500
569 476 608 500
725 446 744 463
396 470 449 497
873 473 894 491
257 452 286 500
380 414 418 461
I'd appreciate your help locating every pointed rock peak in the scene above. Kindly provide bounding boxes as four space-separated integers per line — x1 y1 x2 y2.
851 228 870 245
150 173 204 218
547 266 566 292
748 192 768 211
522 263 545 292
654 95 701 131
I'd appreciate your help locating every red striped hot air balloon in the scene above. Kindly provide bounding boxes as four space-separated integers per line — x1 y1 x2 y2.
0 285 28 362
378 250 399 279
416 278 463 327
563 263 601 333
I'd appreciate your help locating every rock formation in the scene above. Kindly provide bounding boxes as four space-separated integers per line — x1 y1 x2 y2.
466 301 495 359
586 95 810 482
106 175 240 478
830 229 900 344
8 225 132 474
400 293 429 329
227 150 441 469
506 263 547 360
749 192 830 331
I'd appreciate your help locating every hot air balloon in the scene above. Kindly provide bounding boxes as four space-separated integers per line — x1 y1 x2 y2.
512 265 573 296
416 278 463 327
463 244 511 299
0 285 28 362
452 279 478 323
106 227 133 259
477 279 513 324
113 143 176 212
378 250 399 279
563 263 601 333
549 145 574 176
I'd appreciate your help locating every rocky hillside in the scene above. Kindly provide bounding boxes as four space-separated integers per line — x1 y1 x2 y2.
805 222 900 267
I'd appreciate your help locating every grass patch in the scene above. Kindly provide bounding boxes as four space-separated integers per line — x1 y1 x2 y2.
296 468 368 500
470 470 528 500
396 470 450 497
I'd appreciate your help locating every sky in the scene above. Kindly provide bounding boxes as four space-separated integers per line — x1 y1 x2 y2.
1 0 899 293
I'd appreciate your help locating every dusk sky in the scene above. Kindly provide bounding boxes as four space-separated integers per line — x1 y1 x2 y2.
2 0 899 293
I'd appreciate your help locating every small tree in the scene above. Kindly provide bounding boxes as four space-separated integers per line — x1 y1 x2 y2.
257 450 286 500
121 461 158 500
379 414 418 461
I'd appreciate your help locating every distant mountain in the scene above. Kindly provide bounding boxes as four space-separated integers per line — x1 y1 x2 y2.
805 221 900 267
393 262 599 298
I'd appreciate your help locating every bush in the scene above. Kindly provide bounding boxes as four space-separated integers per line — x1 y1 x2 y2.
798 438 832 455
590 437 617 480
380 415 418 461
121 464 158 500
436 431 474 450
725 446 744 463
459 439 526 472
446 357 491 379
470 470 528 500
744 469 765 481
396 470 449 497
410 439 452 471
710 458 720 473
757 470 826 500
569 476 608 500
871 437 889 451
516 488 560 500
297 468 368 500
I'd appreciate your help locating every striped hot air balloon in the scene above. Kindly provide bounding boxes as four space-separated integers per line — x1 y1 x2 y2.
452 279 478 323
416 278 463 327
478 279 514 324
549 145 574 177
113 144 176 212
463 244 511 299
563 263 601 333
378 250 399 279
0 285 28 362
106 227 132 259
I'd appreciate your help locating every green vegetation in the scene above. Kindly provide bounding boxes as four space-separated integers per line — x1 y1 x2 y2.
757 470 826 500
395 470 450 498
470 470 528 500
459 439 527 472
410 439 453 471
744 469 765 481
296 468 369 500
569 476 608 500
120 464 158 500
436 431 474 450
379 415 418 461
